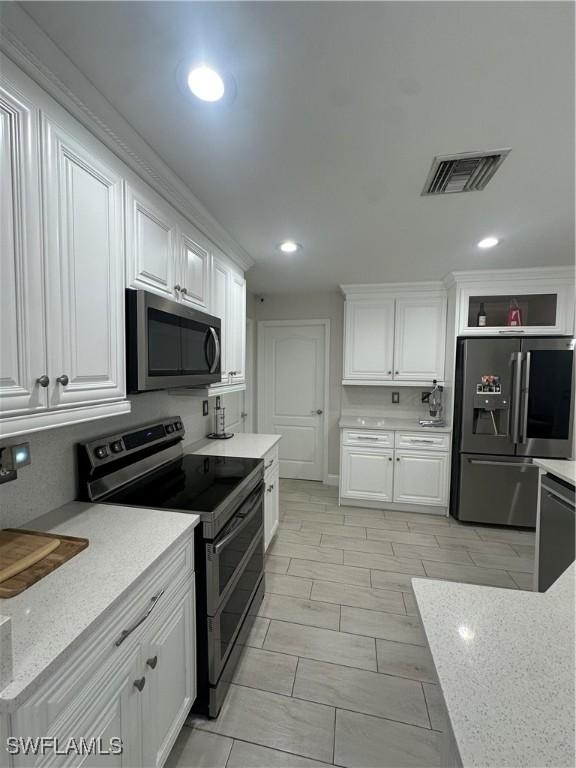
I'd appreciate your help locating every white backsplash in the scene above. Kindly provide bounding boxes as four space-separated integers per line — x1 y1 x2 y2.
0 392 211 529
341 386 435 421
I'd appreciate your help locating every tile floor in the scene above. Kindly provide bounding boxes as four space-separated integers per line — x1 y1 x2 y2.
168 479 535 768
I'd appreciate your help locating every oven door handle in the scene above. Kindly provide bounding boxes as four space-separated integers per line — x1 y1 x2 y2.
214 494 262 555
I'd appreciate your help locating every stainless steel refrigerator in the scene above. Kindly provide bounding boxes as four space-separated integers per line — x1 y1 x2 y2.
450 337 575 527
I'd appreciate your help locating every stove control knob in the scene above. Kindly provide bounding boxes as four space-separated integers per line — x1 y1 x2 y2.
94 445 109 460
175 421 183 430
166 424 175 434
110 440 124 454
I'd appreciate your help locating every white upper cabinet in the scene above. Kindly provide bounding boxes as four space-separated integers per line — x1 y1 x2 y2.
42 116 126 408
450 269 575 337
179 222 210 310
393 296 446 381
344 299 395 381
342 285 447 385
125 181 178 300
229 271 246 384
0 73 46 417
210 252 246 390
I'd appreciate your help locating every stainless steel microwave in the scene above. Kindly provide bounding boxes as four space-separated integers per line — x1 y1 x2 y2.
126 289 221 393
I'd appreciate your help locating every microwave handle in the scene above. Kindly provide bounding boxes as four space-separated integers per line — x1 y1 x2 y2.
206 327 221 373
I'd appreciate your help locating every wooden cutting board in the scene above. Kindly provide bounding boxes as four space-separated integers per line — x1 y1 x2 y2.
0 531 61 583
0 529 89 599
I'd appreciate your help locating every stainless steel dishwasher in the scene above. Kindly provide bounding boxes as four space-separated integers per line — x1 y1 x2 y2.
537 473 575 592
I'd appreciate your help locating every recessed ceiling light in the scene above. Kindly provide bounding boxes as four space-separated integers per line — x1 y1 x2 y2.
278 240 301 254
477 236 500 249
187 65 225 102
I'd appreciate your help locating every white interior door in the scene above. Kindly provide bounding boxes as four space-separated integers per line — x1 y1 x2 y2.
258 321 328 481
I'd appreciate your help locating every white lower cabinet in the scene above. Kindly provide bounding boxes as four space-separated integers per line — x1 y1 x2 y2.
340 430 450 509
341 446 394 502
8 540 196 768
393 450 449 507
264 446 280 551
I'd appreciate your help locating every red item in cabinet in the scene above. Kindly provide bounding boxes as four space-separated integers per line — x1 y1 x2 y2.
507 299 523 327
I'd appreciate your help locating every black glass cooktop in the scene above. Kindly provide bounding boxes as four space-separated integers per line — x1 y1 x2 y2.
105 454 262 513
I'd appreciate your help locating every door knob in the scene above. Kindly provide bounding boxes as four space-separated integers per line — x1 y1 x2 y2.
146 655 158 669
56 374 69 386
133 677 146 692
37 375 50 388
311 409 323 415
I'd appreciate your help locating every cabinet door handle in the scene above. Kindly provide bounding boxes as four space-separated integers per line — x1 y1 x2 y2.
267 484 274 492
56 374 69 386
388 457 393 462
265 459 274 470
146 655 158 670
396 457 400 461
133 677 146 692
115 589 165 646
37 375 50 388
387 371 392 375
174 284 181 292
395 371 399 375
181 287 188 295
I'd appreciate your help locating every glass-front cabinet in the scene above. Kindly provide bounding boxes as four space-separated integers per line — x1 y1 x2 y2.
454 270 575 336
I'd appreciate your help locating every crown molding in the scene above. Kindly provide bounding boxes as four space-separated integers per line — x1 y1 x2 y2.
0 3 254 272
445 266 575 288
340 280 445 297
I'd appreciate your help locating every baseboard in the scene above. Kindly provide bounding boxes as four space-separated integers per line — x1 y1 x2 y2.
325 474 339 486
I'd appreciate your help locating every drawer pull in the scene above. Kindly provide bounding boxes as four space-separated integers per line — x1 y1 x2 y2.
355 436 380 441
115 589 165 647
265 459 275 470
146 655 158 670
133 677 146 692
408 439 436 444
267 484 274 493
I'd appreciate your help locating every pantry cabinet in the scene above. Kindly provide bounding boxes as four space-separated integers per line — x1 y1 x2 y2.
341 285 447 385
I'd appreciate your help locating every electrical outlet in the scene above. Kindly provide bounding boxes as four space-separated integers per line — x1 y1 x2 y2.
421 391 431 403
215 396 221 409
202 400 209 416
392 392 400 404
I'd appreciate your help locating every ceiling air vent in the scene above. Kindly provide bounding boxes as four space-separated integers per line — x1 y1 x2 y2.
422 149 510 195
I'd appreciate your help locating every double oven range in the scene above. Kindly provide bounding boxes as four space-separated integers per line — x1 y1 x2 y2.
78 417 265 718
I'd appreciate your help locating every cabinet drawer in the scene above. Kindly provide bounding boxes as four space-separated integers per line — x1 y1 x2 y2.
395 432 450 451
263 445 279 476
342 430 394 448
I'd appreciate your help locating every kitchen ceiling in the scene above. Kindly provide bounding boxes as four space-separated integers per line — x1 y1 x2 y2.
21 1 575 293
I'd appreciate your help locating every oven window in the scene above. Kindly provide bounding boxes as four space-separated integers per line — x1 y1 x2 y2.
217 499 263 597
216 540 264 668
148 308 181 376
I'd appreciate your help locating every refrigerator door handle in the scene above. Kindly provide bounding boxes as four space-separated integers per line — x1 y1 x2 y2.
519 351 532 444
467 459 536 468
510 352 523 444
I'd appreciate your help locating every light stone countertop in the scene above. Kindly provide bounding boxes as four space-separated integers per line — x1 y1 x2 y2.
413 563 575 768
339 415 452 433
0 502 199 711
185 432 281 459
533 458 576 487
